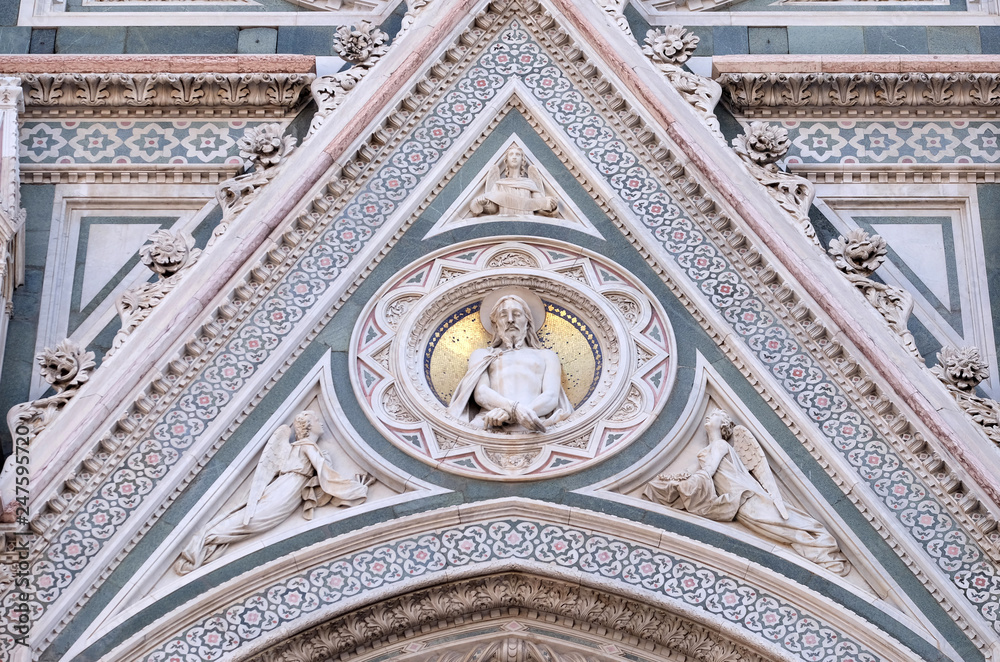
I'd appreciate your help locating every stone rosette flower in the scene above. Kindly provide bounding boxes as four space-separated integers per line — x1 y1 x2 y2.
334 21 389 65
733 122 790 166
141 229 197 278
37 339 95 393
933 346 990 392
642 26 699 67
828 229 887 276
237 123 295 171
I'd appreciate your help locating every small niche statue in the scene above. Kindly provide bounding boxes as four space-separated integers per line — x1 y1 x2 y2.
644 408 850 575
174 410 372 574
470 145 559 217
447 289 572 432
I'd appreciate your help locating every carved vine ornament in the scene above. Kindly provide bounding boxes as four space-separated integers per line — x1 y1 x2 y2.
828 229 920 360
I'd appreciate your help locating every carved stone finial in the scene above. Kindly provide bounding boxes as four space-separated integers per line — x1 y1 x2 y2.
108 230 201 357
732 122 817 243
643 26 699 66
212 124 297 244
828 229 919 360
334 21 389 65
828 228 887 277
7 339 95 439
640 27 721 139
933 346 990 392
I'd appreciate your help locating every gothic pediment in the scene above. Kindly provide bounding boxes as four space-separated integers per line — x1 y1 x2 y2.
7 1 1000 661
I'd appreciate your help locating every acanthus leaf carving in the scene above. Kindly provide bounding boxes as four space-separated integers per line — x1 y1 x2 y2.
308 21 390 138
107 229 202 358
211 123 297 245
642 27 722 139
732 122 817 243
828 229 920 360
6 339 95 440
932 346 1000 447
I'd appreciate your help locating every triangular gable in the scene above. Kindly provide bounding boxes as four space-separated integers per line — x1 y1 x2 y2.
15 1 1000 660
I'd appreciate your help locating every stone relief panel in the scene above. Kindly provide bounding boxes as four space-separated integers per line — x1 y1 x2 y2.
351 238 673 479
423 137 603 240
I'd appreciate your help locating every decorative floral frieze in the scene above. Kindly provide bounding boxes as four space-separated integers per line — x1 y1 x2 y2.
932 346 1000 446
19 73 312 116
6 340 95 440
107 230 201 358
212 123 296 244
827 229 920 359
309 21 390 137
249 575 769 662
719 72 1000 117
732 121 816 242
641 27 722 138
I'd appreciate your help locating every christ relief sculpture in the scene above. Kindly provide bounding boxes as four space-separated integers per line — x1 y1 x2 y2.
447 291 572 432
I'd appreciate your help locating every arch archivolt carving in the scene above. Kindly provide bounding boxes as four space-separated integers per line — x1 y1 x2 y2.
118 500 918 662
244 573 774 662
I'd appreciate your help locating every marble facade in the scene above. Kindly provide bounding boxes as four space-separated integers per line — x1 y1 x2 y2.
1 0 1000 661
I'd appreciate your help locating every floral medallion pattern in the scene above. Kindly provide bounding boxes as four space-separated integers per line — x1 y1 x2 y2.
773 120 1000 165
14 19 1000 658
140 519 889 662
20 121 253 165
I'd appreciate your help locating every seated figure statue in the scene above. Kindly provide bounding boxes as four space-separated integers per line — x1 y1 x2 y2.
447 292 572 432
470 145 559 217
174 410 371 574
644 408 851 576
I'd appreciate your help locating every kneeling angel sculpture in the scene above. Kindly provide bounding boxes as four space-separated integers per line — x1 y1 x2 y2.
175 410 371 574
644 409 850 576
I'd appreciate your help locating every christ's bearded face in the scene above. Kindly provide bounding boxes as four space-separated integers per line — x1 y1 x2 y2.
491 296 530 350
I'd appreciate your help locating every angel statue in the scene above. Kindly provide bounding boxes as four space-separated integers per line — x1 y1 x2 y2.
644 408 850 576
470 145 559 217
174 410 372 575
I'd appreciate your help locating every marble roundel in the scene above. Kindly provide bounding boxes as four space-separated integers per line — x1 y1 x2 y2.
350 238 674 479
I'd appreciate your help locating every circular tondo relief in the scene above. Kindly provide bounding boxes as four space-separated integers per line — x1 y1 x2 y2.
351 239 673 479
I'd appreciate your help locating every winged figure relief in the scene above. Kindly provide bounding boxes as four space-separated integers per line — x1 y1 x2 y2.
470 145 559 217
174 410 372 575
644 408 850 576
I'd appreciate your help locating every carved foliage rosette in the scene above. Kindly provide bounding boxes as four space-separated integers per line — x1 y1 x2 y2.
351 239 673 479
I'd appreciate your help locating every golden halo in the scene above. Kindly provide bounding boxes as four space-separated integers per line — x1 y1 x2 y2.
479 288 546 334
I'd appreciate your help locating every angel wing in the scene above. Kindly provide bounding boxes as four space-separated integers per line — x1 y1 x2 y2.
527 164 546 194
484 162 501 192
243 424 293 525
731 424 788 520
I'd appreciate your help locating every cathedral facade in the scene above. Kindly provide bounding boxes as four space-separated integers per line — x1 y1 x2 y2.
2 0 1000 660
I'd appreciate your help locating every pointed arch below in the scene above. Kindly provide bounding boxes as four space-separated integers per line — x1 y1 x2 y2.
103 499 922 662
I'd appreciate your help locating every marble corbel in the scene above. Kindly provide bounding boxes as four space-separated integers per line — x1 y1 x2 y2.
309 21 390 138
828 229 921 360
211 123 297 245
732 122 817 244
6 340 95 440
641 27 723 139
0 77 26 387
932 346 1000 447
106 229 202 358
